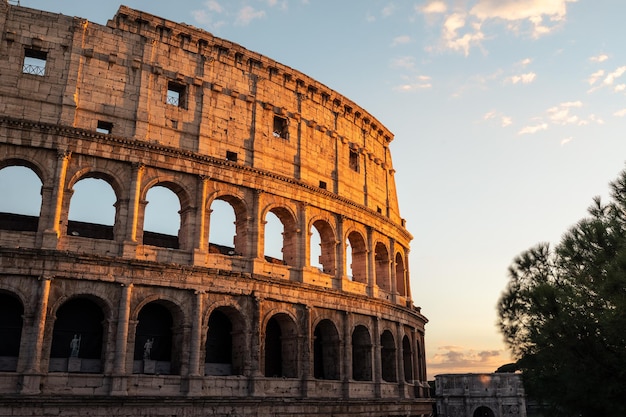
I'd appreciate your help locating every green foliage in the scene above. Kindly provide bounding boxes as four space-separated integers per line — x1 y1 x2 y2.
498 168 626 417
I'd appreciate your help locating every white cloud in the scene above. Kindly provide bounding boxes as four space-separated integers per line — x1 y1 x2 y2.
393 75 432 92
420 1 447 14
391 35 412 47
235 6 266 26
615 84 626 92
420 0 576 56
382 3 396 17
507 72 537 84
428 346 505 375
603 66 626 86
547 101 582 125
614 108 626 117
590 53 609 63
483 110 512 127
501 116 513 127
517 58 532 67
587 69 605 86
560 136 573 146
518 123 548 135
390 56 416 70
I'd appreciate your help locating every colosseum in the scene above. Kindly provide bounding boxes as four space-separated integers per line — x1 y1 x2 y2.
0 2 433 416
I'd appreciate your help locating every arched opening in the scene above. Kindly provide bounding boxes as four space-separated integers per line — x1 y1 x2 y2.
473 406 496 417
264 313 297 378
264 207 297 266
205 309 231 375
0 165 42 232
134 301 180 375
352 325 372 381
347 231 366 283
49 297 105 373
310 219 336 275
209 199 237 255
402 335 413 382
375 242 390 291
395 252 407 296
204 307 245 375
0 292 24 371
313 319 340 380
68 177 116 240
380 330 396 382
143 185 181 249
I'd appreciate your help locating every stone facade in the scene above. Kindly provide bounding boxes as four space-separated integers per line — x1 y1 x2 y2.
435 374 527 417
0 1 433 416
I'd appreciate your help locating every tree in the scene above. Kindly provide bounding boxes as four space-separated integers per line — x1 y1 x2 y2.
498 168 626 417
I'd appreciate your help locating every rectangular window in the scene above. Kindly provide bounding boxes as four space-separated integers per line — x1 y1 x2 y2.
96 120 113 134
272 115 288 139
226 151 238 162
166 81 186 108
319 181 327 190
23 48 47 76
349 149 360 172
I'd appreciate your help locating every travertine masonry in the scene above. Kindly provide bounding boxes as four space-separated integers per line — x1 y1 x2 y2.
0 1 433 416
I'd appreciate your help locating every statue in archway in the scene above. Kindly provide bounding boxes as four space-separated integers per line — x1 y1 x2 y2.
143 338 154 360
70 334 81 357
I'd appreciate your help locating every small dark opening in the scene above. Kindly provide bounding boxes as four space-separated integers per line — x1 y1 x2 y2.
273 115 288 139
226 151 238 162
96 120 113 134
167 81 186 107
319 181 327 190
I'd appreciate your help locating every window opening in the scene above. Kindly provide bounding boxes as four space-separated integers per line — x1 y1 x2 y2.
226 151 238 162
273 115 288 139
166 81 186 107
349 150 359 172
23 48 47 76
319 181 327 190
96 120 113 134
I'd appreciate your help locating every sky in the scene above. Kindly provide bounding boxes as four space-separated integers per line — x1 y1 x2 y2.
10 0 626 379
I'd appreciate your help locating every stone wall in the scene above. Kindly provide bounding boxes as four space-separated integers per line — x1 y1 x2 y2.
0 2 433 416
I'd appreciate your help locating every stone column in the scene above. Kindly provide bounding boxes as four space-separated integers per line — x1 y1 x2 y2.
42 150 71 249
366 226 375 297
389 238 397 302
373 316 382 398
299 304 312 398
187 290 204 395
335 215 345 289
192 176 210 265
396 321 406 398
20 276 51 394
110 283 133 395
342 311 351 398
122 163 144 258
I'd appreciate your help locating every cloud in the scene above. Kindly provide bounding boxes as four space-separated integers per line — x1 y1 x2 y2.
517 58 533 67
506 72 537 84
390 56 417 70
560 136 573 146
547 101 582 125
393 75 432 92
589 53 609 63
419 0 576 55
615 84 626 92
428 346 506 375
587 70 605 86
603 66 626 86
382 3 396 17
192 0 227 29
235 6 266 26
391 35 412 47
420 1 447 14
614 108 626 118
518 122 548 135
482 110 512 127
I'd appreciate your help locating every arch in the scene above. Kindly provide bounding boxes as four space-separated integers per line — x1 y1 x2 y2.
263 205 298 266
0 291 24 372
49 297 105 373
143 184 182 249
264 312 298 378
395 251 407 296
208 194 249 257
351 325 372 381
402 335 413 382
375 241 391 291
473 406 496 417
0 164 43 232
380 330 396 382
313 319 340 380
134 300 183 375
67 176 117 240
310 218 336 275
205 306 245 376
346 230 366 283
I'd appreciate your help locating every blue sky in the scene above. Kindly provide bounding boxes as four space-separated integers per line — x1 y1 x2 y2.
14 0 626 378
